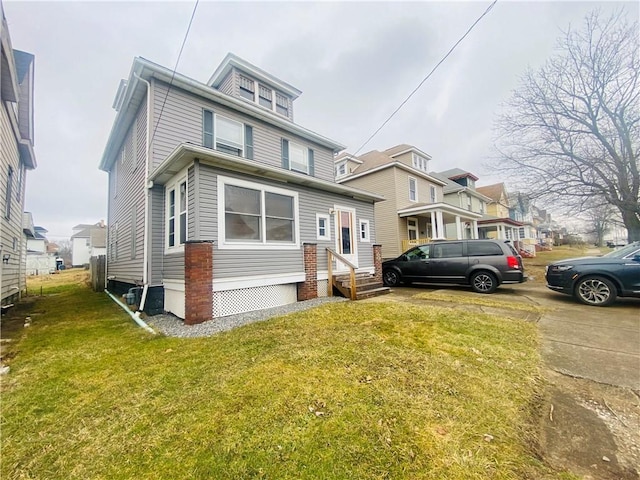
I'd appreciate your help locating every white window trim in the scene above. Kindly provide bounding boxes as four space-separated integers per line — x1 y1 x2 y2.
289 142 309 174
408 176 418 202
215 113 245 155
165 168 189 253
430 185 437 203
217 175 300 250
316 213 331 241
359 219 370 243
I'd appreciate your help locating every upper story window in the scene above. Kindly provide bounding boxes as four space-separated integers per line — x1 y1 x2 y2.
281 139 314 176
412 153 428 172
203 110 254 160
239 75 255 101
409 177 417 202
467 194 472 210
335 162 347 178
430 185 437 203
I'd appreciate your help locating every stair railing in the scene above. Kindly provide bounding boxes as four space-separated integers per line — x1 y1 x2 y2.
326 248 357 300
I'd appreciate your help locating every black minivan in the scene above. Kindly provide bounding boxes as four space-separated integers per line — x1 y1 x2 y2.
382 239 525 293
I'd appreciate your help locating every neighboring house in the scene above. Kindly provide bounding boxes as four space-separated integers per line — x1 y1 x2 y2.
71 221 106 267
508 191 539 255
99 53 385 324
23 214 57 275
1 2 36 306
338 145 485 260
475 183 525 249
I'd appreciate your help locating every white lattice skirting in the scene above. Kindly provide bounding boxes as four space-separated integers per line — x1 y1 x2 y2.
317 279 328 298
212 284 298 318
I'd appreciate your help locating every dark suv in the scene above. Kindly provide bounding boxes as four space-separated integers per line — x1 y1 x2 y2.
382 239 525 293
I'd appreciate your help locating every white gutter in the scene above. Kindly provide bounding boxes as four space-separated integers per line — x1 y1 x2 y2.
133 73 152 312
105 289 156 335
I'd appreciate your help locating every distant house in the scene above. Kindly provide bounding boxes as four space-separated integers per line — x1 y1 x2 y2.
71 221 107 267
475 183 528 251
99 53 385 324
1 4 37 306
338 145 487 260
23 214 57 275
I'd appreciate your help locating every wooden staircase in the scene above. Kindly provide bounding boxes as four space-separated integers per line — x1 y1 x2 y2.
327 248 390 300
332 272 390 300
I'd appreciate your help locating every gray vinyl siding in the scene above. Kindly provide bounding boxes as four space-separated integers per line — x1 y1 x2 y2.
149 185 165 285
150 81 334 182
0 103 26 302
106 97 147 284
193 164 376 280
163 252 184 280
217 70 235 96
227 68 294 122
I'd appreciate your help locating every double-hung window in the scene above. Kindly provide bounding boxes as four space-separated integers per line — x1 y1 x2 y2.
258 84 272 109
430 185 437 203
166 176 187 249
275 93 289 117
203 110 253 159
316 214 330 241
219 176 299 249
239 75 255 101
281 139 314 176
408 177 417 202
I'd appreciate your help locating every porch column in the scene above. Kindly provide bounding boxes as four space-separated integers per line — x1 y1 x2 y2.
297 243 318 301
498 225 504 239
436 211 445 239
473 220 479 239
455 216 462 239
430 211 437 238
184 240 214 325
373 244 382 284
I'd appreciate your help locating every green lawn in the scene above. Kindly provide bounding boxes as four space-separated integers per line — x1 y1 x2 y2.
1 271 573 479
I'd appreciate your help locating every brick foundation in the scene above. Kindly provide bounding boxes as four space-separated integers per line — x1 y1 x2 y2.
297 243 318 301
373 244 382 284
184 241 214 325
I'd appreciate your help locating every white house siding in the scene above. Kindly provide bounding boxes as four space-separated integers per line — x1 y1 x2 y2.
0 101 26 302
72 237 90 266
106 98 147 285
150 82 334 183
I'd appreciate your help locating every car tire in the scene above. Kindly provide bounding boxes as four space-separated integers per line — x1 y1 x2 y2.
574 276 617 307
470 271 498 294
383 269 401 287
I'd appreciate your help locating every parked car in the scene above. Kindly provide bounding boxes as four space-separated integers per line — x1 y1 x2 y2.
382 239 525 293
545 241 640 306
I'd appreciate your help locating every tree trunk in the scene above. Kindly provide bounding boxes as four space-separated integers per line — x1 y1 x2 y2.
621 210 640 242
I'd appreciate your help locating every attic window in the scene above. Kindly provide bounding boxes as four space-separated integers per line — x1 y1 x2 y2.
239 75 255 101
275 93 289 117
412 153 428 173
258 84 272 108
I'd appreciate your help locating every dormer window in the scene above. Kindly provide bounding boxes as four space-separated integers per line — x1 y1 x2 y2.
412 153 428 172
275 93 289 117
239 75 255 101
335 162 347 177
258 84 272 108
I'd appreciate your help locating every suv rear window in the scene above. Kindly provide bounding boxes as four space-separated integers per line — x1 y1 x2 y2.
467 241 503 256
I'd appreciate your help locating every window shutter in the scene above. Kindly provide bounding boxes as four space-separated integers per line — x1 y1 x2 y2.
308 148 314 176
203 110 214 148
245 125 254 160
281 139 289 169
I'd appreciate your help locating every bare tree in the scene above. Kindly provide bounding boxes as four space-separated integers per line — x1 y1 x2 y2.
491 9 639 241
582 202 615 246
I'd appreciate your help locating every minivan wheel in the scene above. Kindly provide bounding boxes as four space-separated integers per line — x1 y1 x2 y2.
575 276 616 307
470 271 497 294
383 269 401 287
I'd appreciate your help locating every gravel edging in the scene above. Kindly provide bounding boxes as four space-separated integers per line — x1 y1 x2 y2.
147 296 348 338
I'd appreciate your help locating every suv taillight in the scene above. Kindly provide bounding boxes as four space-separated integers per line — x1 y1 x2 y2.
507 256 520 269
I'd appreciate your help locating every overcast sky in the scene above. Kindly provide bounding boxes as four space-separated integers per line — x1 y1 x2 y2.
4 0 638 240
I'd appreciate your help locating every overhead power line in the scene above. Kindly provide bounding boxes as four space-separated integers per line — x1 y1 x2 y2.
352 0 498 157
151 0 200 144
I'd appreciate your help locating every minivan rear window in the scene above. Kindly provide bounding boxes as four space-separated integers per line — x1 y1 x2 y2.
467 241 503 256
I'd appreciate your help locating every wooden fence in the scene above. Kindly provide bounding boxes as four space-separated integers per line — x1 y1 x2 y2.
90 255 106 292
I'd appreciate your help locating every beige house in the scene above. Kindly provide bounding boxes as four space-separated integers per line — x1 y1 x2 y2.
337 145 484 260
476 183 526 247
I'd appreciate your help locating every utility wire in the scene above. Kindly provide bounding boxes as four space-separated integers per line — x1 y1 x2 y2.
352 0 498 157
151 0 200 144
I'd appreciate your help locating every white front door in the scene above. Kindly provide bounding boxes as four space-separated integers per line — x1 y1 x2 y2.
334 206 358 271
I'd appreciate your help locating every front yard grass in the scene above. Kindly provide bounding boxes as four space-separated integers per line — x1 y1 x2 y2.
1 271 572 479
523 245 605 284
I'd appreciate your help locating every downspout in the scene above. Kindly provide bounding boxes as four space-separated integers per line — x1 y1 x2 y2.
105 289 156 334
133 72 152 312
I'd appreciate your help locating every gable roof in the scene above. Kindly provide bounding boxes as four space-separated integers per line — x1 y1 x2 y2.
476 183 508 203
334 152 363 164
100 56 344 172
438 168 479 182
383 144 431 160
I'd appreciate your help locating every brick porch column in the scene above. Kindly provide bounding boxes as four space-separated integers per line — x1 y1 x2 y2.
297 243 318 301
184 240 214 325
373 244 382 284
